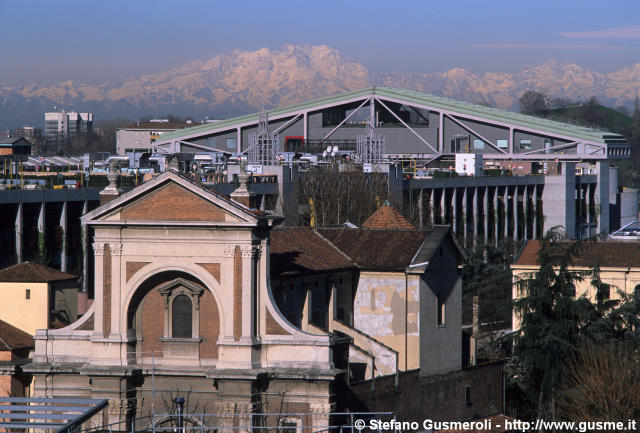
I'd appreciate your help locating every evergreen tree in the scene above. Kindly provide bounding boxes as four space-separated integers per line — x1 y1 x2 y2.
510 229 589 419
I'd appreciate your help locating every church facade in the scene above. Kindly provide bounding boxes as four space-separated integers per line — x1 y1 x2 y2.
26 171 335 431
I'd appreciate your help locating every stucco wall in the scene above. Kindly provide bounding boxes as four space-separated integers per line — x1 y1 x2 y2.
0 282 48 335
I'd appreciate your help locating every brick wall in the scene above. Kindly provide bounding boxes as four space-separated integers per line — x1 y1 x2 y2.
121 183 224 221
349 362 505 423
140 289 164 357
200 289 220 358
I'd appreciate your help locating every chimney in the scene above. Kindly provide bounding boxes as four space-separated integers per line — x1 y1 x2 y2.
230 162 254 208
99 162 121 205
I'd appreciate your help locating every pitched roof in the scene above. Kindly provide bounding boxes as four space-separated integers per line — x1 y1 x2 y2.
155 86 622 146
0 319 34 351
270 228 355 277
362 201 415 229
0 262 77 283
514 240 640 268
0 137 31 147
315 227 428 271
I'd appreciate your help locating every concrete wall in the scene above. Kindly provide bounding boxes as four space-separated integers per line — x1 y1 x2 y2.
420 236 462 376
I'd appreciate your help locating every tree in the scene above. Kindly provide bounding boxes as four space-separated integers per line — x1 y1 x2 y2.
557 341 640 423
519 91 548 117
462 242 514 361
295 166 389 227
509 229 589 419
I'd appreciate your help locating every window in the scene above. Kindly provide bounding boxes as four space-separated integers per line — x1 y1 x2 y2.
519 139 532 150
597 284 611 302
204 137 215 148
437 292 446 326
497 139 509 149
473 139 485 150
25 289 30 300
226 138 237 149
465 386 472 407
172 295 193 338
544 139 553 154
450 135 469 153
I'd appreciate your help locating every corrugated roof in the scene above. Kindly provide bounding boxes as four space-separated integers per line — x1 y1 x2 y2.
156 86 621 145
0 262 77 283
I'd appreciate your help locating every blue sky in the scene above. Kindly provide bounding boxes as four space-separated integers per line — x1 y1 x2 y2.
1 0 639 86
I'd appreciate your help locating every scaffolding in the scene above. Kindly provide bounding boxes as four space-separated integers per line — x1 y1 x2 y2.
356 118 385 164
247 113 279 166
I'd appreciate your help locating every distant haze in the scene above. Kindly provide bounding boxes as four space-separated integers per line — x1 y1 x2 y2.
1 44 639 131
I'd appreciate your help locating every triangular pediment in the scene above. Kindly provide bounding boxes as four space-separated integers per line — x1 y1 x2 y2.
82 170 271 225
119 182 230 222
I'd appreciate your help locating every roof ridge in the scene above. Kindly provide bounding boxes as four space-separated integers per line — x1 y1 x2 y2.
312 229 358 267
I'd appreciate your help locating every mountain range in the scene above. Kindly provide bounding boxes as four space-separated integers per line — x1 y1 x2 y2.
2 44 639 131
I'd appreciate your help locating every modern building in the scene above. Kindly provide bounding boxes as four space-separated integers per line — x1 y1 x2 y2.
0 137 32 155
44 111 93 153
148 87 630 243
116 120 200 156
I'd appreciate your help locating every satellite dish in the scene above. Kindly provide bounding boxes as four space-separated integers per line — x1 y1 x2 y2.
326 145 332 153
332 145 339 153
322 151 328 158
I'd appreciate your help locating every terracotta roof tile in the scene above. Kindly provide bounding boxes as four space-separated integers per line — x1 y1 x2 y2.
515 240 640 268
270 228 356 277
362 202 415 229
316 228 427 271
0 320 34 351
0 262 77 283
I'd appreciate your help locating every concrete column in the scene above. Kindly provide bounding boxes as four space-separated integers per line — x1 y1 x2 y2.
484 187 489 243
461 187 468 245
494 187 499 245
430 189 436 226
440 188 446 225
542 162 576 238
472 187 478 246
418 188 424 229
513 185 520 240
60 201 68 272
596 160 610 235
531 185 539 239
236 127 242 153
523 185 529 240
15 202 22 263
453 188 458 235
37 202 45 263
502 185 511 239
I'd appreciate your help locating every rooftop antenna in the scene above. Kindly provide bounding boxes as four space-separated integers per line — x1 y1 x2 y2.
247 111 279 166
356 114 385 165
